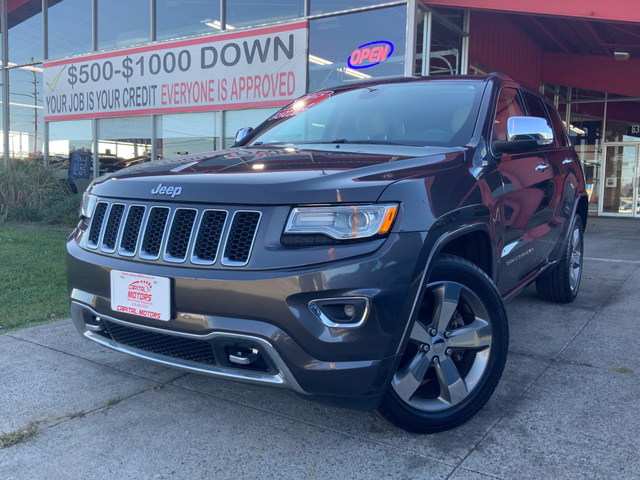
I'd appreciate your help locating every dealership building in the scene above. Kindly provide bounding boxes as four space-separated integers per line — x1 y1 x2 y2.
2 0 640 217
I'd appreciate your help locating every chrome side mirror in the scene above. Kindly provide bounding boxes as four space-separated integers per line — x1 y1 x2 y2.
494 116 554 154
235 127 253 144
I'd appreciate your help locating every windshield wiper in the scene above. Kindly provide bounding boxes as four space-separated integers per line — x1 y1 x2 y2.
331 139 348 143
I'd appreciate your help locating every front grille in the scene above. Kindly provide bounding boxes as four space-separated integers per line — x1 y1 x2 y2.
119 206 146 255
84 200 261 267
87 202 108 248
141 207 170 258
103 320 217 365
192 210 227 264
102 204 125 252
222 211 262 266
164 209 197 262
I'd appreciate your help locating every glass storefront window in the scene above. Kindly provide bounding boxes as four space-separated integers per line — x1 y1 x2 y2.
308 6 406 92
98 116 151 175
9 65 44 161
8 0 43 64
157 0 221 41
310 1 399 16
568 95 605 213
48 0 93 59
98 0 150 50
226 0 303 29
605 100 640 143
224 107 280 148
156 112 221 160
427 9 465 76
49 120 93 193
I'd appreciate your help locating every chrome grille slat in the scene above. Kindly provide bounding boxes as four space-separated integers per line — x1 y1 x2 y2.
222 211 262 267
191 210 228 265
140 207 171 260
164 208 198 263
85 201 261 267
87 202 109 249
101 203 125 253
119 205 146 256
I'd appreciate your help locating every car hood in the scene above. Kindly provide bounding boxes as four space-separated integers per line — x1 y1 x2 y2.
89 144 467 204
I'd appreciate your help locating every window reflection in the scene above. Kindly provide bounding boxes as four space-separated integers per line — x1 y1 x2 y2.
226 0 303 29
309 6 406 92
224 107 279 148
48 0 93 59
310 1 397 16
9 66 44 161
8 0 43 64
49 120 93 193
98 116 152 175
98 0 150 50
156 0 221 41
156 112 221 159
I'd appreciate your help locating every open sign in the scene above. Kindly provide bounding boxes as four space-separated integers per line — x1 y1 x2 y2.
347 41 394 69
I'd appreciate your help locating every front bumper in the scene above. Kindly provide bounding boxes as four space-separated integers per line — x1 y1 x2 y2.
67 230 428 409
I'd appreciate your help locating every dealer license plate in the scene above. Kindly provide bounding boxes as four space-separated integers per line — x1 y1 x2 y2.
110 270 171 321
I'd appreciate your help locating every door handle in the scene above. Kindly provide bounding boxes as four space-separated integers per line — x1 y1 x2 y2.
535 163 549 172
563 158 572 165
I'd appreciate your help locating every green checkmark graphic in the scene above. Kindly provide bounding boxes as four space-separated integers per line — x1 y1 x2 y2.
46 66 66 91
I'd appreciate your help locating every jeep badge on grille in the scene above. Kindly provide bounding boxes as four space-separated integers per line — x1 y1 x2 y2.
151 183 182 198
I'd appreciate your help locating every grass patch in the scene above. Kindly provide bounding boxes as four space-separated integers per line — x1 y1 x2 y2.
0 422 38 449
104 397 120 407
0 225 70 333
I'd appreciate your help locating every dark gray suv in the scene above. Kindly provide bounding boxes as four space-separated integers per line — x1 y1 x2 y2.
67 74 587 433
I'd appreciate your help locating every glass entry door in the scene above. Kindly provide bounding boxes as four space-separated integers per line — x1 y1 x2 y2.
600 143 640 217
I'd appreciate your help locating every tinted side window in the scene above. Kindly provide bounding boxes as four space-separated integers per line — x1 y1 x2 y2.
493 88 525 141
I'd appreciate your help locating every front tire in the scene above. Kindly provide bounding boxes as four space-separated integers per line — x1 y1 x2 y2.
377 255 508 434
536 214 584 303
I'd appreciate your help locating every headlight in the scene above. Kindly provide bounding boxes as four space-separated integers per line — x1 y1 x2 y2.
80 192 98 219
284 204 398 240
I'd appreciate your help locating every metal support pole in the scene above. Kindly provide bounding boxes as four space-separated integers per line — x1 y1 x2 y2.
405 0 417 77
92 0 98 51
460 10 470 75
42 0 48 60
304 0 310 17
151 114 157 161
2 0 10 167
43 0 49 167
221 0 226 31
92 118 99 181
221 110 226 149
422 11 432 76
150 0 156 41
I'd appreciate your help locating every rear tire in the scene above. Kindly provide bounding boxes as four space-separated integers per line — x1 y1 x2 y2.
377 255 508 434
536 214 583 303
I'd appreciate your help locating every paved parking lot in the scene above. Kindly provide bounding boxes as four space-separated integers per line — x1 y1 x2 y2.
2 217 640 479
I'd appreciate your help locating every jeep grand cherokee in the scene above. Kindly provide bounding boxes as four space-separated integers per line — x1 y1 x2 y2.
67 74 587 433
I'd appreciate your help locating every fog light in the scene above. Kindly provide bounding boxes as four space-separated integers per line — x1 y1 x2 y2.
344 304 356 317
308 297 370 328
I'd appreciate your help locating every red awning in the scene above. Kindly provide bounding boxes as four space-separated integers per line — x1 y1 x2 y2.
422 0 640 25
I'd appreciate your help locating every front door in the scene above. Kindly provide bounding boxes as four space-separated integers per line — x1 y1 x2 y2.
600 143 640 217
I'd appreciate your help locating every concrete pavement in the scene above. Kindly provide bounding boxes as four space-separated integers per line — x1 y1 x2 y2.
1 217 639 479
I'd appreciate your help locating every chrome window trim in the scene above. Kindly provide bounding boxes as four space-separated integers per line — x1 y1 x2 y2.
221 210 263 267
100 202 126 254
118 204 148 257
190 208 229 265
163 207 199 264
139 206 172 260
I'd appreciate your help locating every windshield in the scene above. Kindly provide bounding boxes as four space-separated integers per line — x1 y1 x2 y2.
245 81 485 148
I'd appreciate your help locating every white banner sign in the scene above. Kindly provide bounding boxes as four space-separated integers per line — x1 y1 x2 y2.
43 22 308 121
